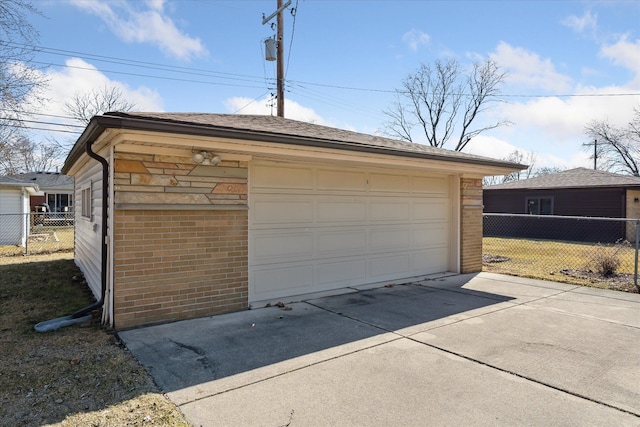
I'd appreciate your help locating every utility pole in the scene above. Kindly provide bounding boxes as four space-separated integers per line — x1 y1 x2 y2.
593 139 597 170
262 0 291 118
276 0 284 117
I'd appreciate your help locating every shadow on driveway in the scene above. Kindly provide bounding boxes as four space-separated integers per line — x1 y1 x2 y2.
120 274 512 394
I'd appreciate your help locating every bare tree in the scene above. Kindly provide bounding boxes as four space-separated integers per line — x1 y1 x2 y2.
584 108 640 176
0 135 65 175
483 150 537 186
0 0 46 133
381 58 509 151
64 85 136 125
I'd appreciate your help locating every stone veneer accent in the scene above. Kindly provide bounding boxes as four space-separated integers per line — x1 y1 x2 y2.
112 152 249 328
460 178 483 273
113 152 248 208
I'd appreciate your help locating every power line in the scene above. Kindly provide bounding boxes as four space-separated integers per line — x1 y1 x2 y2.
2 123 81 134
13 41 639 99
30 60 269 90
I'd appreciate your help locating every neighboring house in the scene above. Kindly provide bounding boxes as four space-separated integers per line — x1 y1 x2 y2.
0 176 39 246
6 171 75 213
62 112 522 329
483 168 640 243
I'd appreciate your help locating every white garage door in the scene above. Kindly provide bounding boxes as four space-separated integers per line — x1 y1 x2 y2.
249 161 452 303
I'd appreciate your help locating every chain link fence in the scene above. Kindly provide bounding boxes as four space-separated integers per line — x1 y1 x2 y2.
483 213 639 292
0 213 74 256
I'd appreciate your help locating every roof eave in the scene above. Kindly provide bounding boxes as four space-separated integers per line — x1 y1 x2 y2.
63 114 525 174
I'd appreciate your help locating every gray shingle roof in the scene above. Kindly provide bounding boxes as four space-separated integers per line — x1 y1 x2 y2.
113 112 516 164
0 175 39 189
2 172 73 190
63 112 526 173
485 167 640 190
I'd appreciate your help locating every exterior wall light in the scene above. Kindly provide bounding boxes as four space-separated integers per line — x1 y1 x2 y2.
193 151 221 166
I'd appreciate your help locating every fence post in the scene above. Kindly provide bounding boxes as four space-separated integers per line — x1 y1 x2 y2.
635 219 639 289
25 213 29 255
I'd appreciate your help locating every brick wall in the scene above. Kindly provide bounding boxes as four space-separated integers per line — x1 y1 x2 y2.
111 151 249 329
460 178 483 273
113 209 248 329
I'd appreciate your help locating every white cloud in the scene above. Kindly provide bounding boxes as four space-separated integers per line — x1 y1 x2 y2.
600 35 640 87
490 42 573 92
224 96 333 126
402 29 431 52
36 57 163 118
562 10 598 34
69 0 206 61
465 134 520 160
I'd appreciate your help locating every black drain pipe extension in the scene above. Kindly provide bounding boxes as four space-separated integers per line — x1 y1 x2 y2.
34 137 109 332
70 139 109 319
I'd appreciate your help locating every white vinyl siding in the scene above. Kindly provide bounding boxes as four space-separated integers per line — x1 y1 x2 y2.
73 161 104 299
249 161 452 303
0 187 29 246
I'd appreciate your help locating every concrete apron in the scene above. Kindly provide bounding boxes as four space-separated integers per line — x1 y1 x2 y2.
119 272 640 426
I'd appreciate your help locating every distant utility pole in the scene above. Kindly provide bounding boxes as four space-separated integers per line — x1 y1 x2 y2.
262 0 291 117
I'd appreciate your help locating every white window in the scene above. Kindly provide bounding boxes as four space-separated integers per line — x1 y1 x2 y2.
81 184 92 220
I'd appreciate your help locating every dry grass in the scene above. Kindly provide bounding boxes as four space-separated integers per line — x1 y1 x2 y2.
483 237 639 292
0 226 75 256
0 253 189 427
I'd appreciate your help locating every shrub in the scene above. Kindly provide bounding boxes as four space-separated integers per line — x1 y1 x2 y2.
587 241 628 277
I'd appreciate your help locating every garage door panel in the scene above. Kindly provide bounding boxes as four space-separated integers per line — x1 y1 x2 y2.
370 227 411 251
368 254 412 278
412 176 448 194
370 200 411 221
252 164 313 190
252 199 313 226
316 230 367 256
316 259 367 286
369 173 410 193
411 248 449 272
253 232 313 264
412 224 449 248
250 162 452 303
413 200 449 221
252 264 313 299
317 169 367 191
316 200 367 223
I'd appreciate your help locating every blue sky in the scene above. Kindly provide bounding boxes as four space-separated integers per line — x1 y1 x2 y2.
26 0 640 171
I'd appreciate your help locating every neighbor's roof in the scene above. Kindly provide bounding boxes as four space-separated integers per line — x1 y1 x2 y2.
63 112 525 173
0 175 40 191
485 167 640 190
3 172 73 190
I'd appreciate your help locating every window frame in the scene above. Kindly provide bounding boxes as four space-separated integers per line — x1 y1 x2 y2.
81 183 93 221
526 196 554 215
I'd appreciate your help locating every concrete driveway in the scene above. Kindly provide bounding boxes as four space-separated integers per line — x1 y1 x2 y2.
119 272 640 426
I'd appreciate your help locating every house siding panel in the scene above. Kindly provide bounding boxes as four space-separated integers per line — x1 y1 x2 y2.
73 160 104 299
484 187 626 243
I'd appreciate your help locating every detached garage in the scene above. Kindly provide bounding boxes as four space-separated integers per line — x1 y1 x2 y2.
0 177 39 246
62 112 522 329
